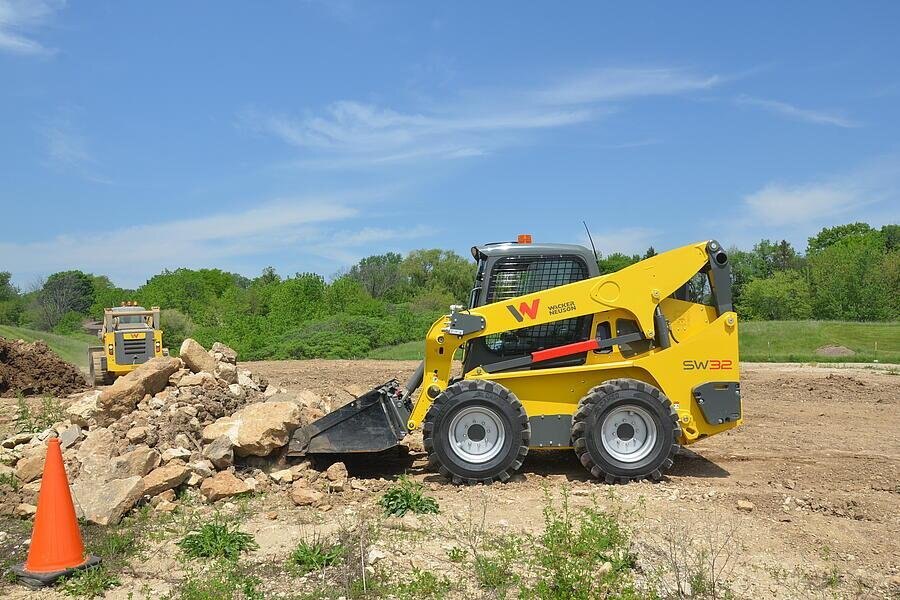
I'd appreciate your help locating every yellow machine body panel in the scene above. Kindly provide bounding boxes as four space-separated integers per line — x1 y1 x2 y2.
104 329 164 375
408 240 740 448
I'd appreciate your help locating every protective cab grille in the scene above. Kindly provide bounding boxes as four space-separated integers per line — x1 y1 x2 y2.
123 339 148 355
484 256 588 355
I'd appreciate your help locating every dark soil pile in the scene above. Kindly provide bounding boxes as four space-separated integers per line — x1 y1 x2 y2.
0 338 87 397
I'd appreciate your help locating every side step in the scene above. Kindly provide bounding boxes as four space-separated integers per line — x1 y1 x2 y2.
287 379 412 456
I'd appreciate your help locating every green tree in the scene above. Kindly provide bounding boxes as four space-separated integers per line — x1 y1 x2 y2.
597 253 639 275
401 249 475 303
807 222 875 254
808 232 891 320
881 224 900 251
643 246 657 259
736 271 812 320
267 273 327 328
35 270 94 329
348 253 405 300
89 275 131 317
0 272 24 325
160 308 195 352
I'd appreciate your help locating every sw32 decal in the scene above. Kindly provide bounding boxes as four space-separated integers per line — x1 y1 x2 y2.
683 359 734 370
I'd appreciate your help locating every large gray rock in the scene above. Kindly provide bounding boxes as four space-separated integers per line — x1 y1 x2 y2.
179 339 218 374
96 357 182 425
210 342 238 364
201 402 303 457
15 447 45 483
82 445 160 482
200 471 251 502
215 362 238 384
67 390 101 427
202 435 234 469
76 428 116 462
141 462 190 497
72 475 144 525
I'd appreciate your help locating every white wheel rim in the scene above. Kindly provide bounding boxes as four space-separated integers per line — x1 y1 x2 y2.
448 406 506 464
600 405 657 463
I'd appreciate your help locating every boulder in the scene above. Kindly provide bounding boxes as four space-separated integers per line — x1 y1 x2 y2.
237 371 259 391
15 451 45 483
161 447 192 463
58 425 82 449
200 471 251 502
76 428 117 462
96 357 181 425
187 459 215 478
150 489 176 506
201 402 303 457
210 342 238 364
67 390 101 427
126 426 148 443
269 468 294 484
2 432 34 449
176 371 216 388
202 436 234 469
290 481 323 506
15 503 37 518
82 445 160 482
215 362 238 384
228 384 246 399
179 339 218 374
72 475 144 525
142 462 190 497
325 461 348 492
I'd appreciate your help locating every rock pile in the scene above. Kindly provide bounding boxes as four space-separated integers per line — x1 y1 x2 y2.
0 338 338 525
0 338 87 398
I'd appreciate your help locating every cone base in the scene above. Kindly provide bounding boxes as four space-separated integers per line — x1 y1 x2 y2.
12 555 101 589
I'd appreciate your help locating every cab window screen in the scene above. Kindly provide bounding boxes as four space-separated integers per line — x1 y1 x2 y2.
483 257 587 355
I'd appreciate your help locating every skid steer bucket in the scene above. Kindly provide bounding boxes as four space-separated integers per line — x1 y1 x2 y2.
287 362 424 457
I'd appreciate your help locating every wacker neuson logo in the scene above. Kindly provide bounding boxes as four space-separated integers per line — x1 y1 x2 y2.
548 301 576 316
506 299 540 322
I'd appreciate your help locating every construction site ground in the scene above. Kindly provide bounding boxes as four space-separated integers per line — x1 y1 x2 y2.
1 360 898 599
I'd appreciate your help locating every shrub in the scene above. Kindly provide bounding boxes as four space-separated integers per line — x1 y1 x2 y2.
177 515 258 560
170 561 263 600
377 476 439 517
288 536 345 574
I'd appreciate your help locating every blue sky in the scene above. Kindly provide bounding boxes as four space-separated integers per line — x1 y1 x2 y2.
1 2 898 288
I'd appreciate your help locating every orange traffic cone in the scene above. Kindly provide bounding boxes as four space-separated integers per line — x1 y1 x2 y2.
13 438 100 588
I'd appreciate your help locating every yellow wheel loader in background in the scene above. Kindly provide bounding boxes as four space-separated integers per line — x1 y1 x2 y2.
289 238 741 484
88 303 167 386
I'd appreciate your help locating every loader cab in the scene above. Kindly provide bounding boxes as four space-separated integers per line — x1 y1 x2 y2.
464 240 599 372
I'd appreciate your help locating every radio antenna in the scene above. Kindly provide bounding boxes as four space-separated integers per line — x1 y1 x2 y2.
582 220 599 263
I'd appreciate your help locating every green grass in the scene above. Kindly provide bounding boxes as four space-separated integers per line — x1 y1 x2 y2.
0 325 95 370
740 320 899 363
377 476 439 517
367 340 424 360
178 515 258 560
367 321 900 364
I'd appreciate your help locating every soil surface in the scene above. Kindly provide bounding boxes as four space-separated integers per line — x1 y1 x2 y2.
246 359 900 597
0 338 87 398
1 360 898 599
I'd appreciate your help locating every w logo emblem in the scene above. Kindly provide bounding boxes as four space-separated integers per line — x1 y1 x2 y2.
507 299 540 322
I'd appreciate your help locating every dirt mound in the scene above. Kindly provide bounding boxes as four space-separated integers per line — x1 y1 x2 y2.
815 344 855 357
0 338 87 398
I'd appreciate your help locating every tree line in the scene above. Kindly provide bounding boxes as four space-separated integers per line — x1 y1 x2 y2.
0 222 896 360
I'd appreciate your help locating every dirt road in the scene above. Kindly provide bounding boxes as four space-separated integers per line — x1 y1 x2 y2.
246 359 900 597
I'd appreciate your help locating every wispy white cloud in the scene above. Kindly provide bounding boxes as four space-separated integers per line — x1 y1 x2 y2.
0 0 64 56
244 66 723 169
735 95 859 128
40 118 111 184
1 198 434 286
579 226 659 258
535 67 721 105
743 157 900 226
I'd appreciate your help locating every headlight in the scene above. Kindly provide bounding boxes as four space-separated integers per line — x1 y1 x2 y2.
107 344 114 355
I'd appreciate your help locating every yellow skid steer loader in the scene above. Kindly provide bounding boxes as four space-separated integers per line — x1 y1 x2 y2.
88 303 167 386
288 238 740 483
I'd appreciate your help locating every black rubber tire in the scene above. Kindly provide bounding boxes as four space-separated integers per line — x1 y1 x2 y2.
423 380 530 484
572 378 680 484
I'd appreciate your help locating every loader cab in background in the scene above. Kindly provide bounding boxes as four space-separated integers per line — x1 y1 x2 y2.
464 238 600 373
